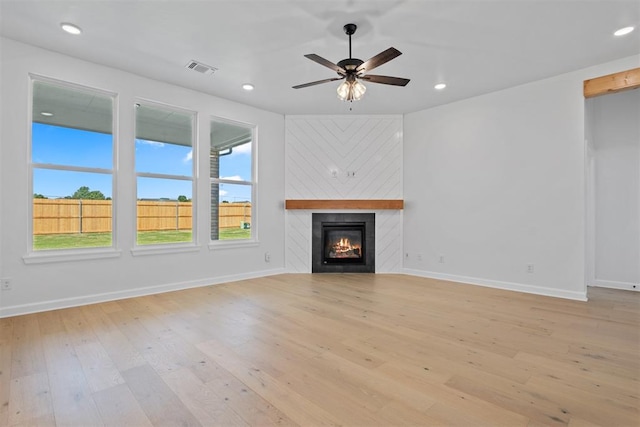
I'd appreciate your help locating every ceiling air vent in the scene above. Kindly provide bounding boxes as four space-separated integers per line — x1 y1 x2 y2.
185 60 217 75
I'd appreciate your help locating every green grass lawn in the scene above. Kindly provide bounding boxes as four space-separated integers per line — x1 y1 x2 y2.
217 228 252 240
137 230 192 245
34 232 113 250
34 228 251 250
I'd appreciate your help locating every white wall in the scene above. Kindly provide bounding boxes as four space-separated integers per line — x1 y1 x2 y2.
589 89 640 290
403 55 640 301
284 116 403 273
0 38 286 317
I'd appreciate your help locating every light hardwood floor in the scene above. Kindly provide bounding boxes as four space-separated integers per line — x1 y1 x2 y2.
1 274 638 426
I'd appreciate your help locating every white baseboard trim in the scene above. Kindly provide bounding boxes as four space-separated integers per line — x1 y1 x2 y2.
403 268 588 301
284 267 403 274
0 268 287 318
590 279 639 292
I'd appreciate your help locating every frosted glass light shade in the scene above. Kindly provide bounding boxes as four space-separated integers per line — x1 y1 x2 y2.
337 78 366 101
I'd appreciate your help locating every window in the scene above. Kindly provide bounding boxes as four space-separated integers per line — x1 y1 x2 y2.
210 118 254 241
31 79 115 251
135 102 195 246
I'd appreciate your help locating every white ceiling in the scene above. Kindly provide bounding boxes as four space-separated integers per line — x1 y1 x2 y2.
1 0 639 115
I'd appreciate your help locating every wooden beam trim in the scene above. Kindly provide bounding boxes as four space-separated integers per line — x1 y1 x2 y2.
584 67 640 98
285 199 404 210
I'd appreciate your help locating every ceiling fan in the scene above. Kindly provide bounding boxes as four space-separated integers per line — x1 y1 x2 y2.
293 23 410 102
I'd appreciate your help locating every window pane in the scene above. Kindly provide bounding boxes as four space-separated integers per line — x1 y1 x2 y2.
137 177 192 245
32 124 113 169
210 119 253 241
219 141 251 182
212 182 252 241
136 104 193 175
33 169 112 200
32 80 113 168
32 169 112 250
211 120 252 182
31 80 114 252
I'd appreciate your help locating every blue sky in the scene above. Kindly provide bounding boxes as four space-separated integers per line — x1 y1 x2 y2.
32 123 252 202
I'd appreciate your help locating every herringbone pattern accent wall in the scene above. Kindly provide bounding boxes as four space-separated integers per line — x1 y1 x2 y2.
286 116 402 199
285 116 403 273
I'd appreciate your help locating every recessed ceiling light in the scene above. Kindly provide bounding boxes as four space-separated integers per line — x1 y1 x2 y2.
60 23 82 35
614 26 635 36
434 83 447 90
40 111 54 117
242 83 255 91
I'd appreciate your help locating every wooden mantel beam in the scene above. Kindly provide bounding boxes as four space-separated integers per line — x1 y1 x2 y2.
584 68 640 98
285 199 403 210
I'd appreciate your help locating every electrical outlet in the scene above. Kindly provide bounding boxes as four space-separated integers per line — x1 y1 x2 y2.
527 264 535 273
264 252 271 263
1 278 11 291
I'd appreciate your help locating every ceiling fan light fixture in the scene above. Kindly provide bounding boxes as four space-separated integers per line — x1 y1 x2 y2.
337 76 366 101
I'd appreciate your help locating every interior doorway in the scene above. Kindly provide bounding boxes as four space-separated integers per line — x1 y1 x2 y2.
585 73 640 293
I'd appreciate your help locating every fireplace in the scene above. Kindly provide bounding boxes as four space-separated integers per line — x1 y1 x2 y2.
312 213 375 273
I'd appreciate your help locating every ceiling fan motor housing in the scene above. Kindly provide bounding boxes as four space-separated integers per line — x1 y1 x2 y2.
337 58 364 73
343 23 358 35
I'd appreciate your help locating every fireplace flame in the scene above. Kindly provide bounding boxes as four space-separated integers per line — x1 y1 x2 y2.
330 237 361 258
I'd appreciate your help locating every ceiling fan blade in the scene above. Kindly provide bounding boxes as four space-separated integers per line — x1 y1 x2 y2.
292 77 344 89
360 75 410 86
356 47 402 73
304 54 346 74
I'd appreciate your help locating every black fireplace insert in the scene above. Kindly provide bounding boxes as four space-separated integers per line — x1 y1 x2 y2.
312 213 375 273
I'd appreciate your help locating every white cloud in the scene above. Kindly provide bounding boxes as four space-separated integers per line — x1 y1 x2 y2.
230 142 251 155
220 175 242 181
137 139 165 147
183 150 192 163
219 190 228 196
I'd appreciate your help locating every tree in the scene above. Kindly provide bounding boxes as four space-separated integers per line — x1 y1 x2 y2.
33 193 47 199
177 195 189 202
68 186 106 200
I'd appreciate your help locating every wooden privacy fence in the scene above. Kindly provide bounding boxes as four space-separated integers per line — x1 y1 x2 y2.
33 199 111 235
137 201 192 232
33 199 251 235
217 202 252 230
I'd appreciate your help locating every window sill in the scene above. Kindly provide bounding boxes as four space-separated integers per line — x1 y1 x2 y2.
131 244 201 257
208 240 259 250
23 248 122 264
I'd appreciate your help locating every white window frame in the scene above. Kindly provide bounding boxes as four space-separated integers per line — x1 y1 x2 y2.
209 116 258 249
24 75 120 264
131 99 198 254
